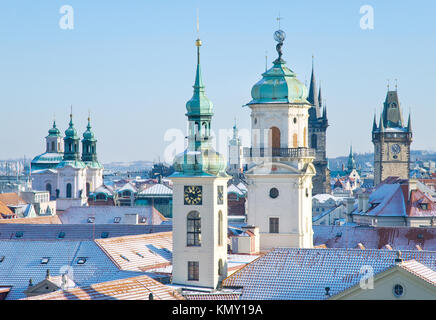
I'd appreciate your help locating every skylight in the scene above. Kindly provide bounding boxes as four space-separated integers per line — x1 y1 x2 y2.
41 257 50 264
136 252 144 258
77 257 87 265
120 255 130 262
87 217 95 223
114 217 121 223
0 256 5 263
15 232 23 238
57 232 65 239
101 232 109 238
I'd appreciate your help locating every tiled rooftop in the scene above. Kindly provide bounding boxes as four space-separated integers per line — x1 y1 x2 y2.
0 223 171 240
0 239 142 300
222 248 436 300
23 274 184 300
313 225 436 250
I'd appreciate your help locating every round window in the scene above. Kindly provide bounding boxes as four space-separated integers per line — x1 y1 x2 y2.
269 188 279 199
393 284 404 298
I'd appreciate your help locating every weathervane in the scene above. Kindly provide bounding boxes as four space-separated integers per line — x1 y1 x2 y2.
273 14 286 62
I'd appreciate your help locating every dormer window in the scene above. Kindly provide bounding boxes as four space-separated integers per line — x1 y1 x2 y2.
420 203 429 210
114 217 121 223
87 217 95 223
41 257 50 264
77 257 87 265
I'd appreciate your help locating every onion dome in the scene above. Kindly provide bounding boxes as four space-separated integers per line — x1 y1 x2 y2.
48 121 61 137
65 114 78 138
82 117 95 141
248 30 308 105
173 148 227 176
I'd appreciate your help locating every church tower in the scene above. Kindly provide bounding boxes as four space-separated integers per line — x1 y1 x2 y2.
46 120 64 154
307 59 330 195
82 116 103 196
372 89 412 185
227 121 244 181
244 29 315 250
56 113 88 210
170 36 230 289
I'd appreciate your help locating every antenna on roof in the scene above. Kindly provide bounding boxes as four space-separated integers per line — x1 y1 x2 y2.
387 79 390 91
394 78 398 91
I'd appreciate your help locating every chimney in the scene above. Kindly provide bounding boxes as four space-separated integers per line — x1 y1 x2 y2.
45 269 50 279
394 250 403 265
357 192 369 212
408 179 418 201
345 198 355 214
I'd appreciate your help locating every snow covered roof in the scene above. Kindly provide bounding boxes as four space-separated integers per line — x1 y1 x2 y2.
313 194 341 204
23 274 184 300
138 183 172 196
0 224 171 240
228 184 245 196
58 206 166 225
313 225 436 250
222 248 436 300
0 239 137 300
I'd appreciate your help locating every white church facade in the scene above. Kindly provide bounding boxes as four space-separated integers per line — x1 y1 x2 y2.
31 115 103 211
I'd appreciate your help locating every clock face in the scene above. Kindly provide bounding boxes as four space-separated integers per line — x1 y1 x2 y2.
273 29 286 42
184 186 202 205
391 144 401 154
217 186 223 205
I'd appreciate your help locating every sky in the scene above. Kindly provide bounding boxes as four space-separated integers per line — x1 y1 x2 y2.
0 0 435 163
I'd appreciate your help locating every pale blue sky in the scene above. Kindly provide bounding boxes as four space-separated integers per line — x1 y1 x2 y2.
0 0 435 162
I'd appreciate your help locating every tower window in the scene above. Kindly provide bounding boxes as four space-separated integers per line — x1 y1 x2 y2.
311 134 317 149
218 259 224 276
269 217 279 233
218 210 223 246
188 261 199 281
51 141 55 152
66 183 72 198
187 211 201 246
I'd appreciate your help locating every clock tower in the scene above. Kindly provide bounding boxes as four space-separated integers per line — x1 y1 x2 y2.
372 89 412 185
170 36 230 289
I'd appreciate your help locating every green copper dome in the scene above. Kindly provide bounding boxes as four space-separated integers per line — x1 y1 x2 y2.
249 60 308 104
48 121 61 137
173 148 227 176
82 118 95 141
248 30 308 105
65 115 78 138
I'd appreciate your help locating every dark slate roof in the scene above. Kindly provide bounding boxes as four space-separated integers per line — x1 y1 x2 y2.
0 224 172 240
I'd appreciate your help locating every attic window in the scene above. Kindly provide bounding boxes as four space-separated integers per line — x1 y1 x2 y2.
120 255 130 262
77 257 87 265
101 232 109 238
140 217 147 223
0 256 5 263
87 217 95 223
420 204 429 210
15 232 23 238
114 217 121 223
41 257 50 264
57 232 65 239
336 232 342 238
136 252 144 258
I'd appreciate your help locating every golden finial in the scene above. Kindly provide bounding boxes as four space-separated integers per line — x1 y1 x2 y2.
195 8 202 47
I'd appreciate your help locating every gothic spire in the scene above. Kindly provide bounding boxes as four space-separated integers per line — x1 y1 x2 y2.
308 56 321 120
407 112 412 132
372 113 378 132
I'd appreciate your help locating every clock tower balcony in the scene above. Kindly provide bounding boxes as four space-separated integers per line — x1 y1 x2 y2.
243 147 315 161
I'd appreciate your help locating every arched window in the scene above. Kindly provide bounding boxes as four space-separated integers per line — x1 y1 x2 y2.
187 211 201 246
269 127 281 149
202 122 207 136
218 210 223 246
86 183 90 197
66 183 72 198
46 183 52 197
51 141 55 152
311 134 317 149
293 133 298 148
218 259 224 276
68 143 72 152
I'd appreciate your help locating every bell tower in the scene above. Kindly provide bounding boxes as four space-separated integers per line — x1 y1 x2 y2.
372 89 412 185
244 28 315 250
170 35 230 289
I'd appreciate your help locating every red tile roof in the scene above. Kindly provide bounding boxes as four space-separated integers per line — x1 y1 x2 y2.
22 275 184 300
0 193 27 206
